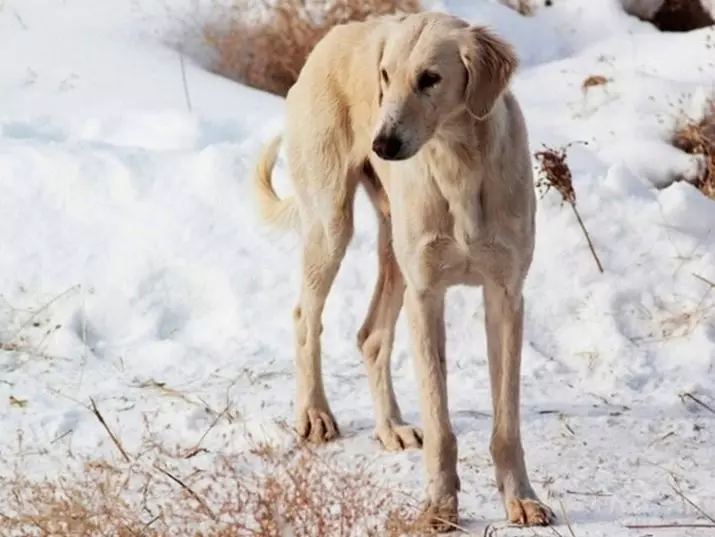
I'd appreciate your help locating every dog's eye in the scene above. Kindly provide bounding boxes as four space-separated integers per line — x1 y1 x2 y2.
417 70 441 91
380 68 390 84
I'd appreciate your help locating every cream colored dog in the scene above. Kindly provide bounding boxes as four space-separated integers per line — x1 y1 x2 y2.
253 11 553 531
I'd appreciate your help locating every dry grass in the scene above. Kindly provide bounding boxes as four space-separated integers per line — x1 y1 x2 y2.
534 142 605 274
201 0 422 97
0 421 431 537
672 99 715 200
581 75 610 93
499 0 535 16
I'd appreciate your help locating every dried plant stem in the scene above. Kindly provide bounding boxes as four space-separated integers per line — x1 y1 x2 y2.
89 397 131 463
179 48 192 112
680 392 715 416
693 273 715 288
534 142 604 275
671 482 715 524
625 523 715 529
157 466 218 521
558 499 577 537
569 202 604 273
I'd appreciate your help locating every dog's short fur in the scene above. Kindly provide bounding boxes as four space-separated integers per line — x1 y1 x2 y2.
253 11 553 530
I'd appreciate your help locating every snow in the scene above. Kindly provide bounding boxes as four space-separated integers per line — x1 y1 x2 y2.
1 0 714 535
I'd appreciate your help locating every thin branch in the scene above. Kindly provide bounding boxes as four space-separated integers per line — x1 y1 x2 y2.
89 397 131 463
625 523 715 529
671 482 715 525
565 489 611 497
179 48 192 112
156 466 217 521
680 392 715 416
550 525 566 537
570 203 604 273
693 273 715 288
428 515 472 534
558 499 577 537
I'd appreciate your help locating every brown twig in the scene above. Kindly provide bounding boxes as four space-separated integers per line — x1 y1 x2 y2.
89 397 131 463
693 273 715 288
680 392 715 416
558 499 577 537
625 523 715 529
569 203 604 273
195 404 229 447
534 142 604 274
156 466 218 521
670 481 715 525
565 489 611 497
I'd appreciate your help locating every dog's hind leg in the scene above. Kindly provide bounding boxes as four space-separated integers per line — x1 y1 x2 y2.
292 168 358 444
357 171 422 452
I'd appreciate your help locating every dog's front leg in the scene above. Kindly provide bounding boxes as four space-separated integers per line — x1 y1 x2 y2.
405 287 460 532
484 280 554 526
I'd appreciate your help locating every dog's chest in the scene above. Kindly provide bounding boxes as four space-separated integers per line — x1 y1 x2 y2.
422 154 482 246
388 159 486 289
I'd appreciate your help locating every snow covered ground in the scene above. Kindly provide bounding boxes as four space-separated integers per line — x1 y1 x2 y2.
1 0 714 535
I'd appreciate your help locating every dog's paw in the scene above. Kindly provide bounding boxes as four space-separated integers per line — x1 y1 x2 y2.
296 406 339 444
373 422 423 451
417 495 459 533
506 498 555 526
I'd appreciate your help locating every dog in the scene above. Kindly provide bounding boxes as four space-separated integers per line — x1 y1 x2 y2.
252 11 554 531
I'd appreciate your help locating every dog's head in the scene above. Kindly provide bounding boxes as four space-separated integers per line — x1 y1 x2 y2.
372 13 518 161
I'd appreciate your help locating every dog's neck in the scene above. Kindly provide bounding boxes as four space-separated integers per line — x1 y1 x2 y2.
408 104 501 250
431 98 507 164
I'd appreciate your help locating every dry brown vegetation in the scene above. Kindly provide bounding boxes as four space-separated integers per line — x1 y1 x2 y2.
672 99 715 200
534 142 605 274
499 0 535 16
0 420 432 537
201 0 421 97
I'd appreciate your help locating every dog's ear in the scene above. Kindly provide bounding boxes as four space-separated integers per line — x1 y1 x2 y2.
459 26 518 120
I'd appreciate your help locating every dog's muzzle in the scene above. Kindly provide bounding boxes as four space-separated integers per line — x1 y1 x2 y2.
372 134 404 160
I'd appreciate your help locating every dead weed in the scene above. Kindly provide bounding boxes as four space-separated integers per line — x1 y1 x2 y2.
534 142 605 273
0 420 430 537
672 99 715 200
202 0 422 97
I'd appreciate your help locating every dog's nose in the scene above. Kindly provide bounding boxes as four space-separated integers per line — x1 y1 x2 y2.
372 134 403 160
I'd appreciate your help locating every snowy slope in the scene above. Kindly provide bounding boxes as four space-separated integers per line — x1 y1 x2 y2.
1 0 714 535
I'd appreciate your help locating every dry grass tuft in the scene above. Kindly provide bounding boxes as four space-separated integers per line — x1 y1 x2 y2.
0 423 430 536
499 0 535 16
672 99 715 200
202 0 422 97
581 75 610 93
534 142 605 274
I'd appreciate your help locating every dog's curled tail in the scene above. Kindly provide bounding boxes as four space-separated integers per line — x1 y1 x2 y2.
253 135 300 231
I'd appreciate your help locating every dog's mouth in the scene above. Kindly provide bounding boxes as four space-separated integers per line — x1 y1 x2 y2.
373 150 413 162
